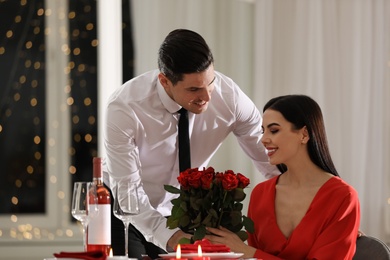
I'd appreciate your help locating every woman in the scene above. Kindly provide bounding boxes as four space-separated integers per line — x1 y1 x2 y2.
206 95 360 260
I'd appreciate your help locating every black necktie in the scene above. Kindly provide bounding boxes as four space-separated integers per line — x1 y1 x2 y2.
178 108 191 172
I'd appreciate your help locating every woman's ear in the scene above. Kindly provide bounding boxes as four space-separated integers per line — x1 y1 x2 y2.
301 126 310 144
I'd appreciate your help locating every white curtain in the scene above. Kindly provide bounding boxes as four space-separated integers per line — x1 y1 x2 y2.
253 0 390 242
130 0 390 243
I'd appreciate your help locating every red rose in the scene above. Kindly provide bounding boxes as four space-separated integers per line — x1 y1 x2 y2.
177 169 191 190
187 169 203 188
237 173 250 188
214 172 224 185
165 167 254 242
221 171 238 191
203 167 215 175
200 168 214 190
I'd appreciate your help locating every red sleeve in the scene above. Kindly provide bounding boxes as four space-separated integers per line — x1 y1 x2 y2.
253 249 284 260
248 178 285 260
306 189 360 260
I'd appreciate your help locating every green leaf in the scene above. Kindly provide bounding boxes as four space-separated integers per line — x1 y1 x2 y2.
236 230 248 241
202 211 213 227
230 210 242 226
223 193 233 207
171 198 181 206
202 196 212 209
233 202 243 211
179 214 190 228
182 192 190 201
193 225 207 241
233 188 246 202
166 216 179 229
190 196 200 211
195 197 204 207
180 201 188 211
243 215 254 233
164 184 181 194
193 212 202 224
178 237 192 244
171 204 185 218
209 208 218 219
189 222 200 230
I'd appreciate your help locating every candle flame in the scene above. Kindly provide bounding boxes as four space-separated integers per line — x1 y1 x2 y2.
176 244 181 259
109 248 113 257
198 244 202 257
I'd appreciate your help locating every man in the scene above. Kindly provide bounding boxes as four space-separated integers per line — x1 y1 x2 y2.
104 29 279 259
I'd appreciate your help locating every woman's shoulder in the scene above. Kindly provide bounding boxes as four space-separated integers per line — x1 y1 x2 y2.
322 176 359 199
252 175 279 194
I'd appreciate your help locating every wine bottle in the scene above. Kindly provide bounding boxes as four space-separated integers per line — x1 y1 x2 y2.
87 157 111 255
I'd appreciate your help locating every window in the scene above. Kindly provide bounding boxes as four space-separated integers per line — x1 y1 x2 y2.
0 0 46 215
0 0 133 244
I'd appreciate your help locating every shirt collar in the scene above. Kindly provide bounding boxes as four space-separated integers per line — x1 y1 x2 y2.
156 75 182 114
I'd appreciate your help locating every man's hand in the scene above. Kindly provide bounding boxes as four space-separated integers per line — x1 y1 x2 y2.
166 230 192 252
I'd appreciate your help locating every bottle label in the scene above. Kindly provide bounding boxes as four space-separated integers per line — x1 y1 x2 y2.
88 204 111 244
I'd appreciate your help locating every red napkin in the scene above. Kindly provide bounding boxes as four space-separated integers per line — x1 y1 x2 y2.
53 250 106 260
178 239 231 253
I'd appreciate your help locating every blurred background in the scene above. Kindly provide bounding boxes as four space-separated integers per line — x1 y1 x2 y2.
0 0 389 259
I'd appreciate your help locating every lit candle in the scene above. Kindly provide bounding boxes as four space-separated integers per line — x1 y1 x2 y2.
107 248 129 260
170 244 188 260
192 245 211 260
177 244 182 259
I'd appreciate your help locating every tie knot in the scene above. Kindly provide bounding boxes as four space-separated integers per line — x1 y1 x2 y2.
178 108 187 115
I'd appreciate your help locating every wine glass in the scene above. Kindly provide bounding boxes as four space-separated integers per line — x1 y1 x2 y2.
113 182 140 257
71 182 99 251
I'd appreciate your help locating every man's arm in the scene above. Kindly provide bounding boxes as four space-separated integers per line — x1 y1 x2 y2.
231 84 280 179
104 101 176 249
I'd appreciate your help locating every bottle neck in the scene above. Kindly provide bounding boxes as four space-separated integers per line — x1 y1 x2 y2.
93 177 103 186
92 157 103 186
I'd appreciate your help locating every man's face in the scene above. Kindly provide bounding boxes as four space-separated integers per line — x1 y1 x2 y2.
159 65 215 114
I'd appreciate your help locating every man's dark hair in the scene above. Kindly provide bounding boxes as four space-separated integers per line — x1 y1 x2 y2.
158 29 214 85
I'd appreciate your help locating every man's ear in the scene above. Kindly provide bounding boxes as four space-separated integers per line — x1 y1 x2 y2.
158 73 170 89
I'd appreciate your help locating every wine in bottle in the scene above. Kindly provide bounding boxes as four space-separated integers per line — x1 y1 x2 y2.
87 157 111 255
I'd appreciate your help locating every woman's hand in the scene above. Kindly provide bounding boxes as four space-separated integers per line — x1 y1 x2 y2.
205 226 257 258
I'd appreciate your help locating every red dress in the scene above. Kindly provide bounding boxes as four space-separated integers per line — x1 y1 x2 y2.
247 176 360 260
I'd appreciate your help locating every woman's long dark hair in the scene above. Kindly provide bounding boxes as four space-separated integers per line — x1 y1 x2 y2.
263 95 339 177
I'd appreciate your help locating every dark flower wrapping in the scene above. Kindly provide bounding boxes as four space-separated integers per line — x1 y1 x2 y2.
164 167 254 243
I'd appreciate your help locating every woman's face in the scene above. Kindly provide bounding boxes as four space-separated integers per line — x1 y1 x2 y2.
261 109 308 165
159 64 215 114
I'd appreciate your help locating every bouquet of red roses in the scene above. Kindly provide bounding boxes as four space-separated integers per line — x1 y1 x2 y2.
164 167 254 242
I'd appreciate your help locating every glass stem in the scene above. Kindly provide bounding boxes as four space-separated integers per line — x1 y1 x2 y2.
82 222 88 252
124 221 129 257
